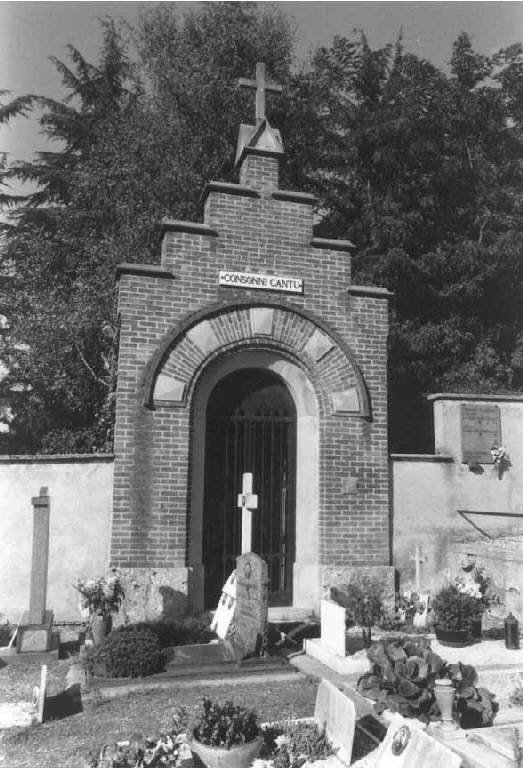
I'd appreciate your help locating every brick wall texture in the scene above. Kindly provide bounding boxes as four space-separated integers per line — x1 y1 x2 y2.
112 143 392 603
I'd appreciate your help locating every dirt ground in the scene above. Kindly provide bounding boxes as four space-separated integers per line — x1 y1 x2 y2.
0 655 319 768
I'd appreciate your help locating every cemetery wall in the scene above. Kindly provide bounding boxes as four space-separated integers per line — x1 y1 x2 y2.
0 455 113 623
392 395 523 595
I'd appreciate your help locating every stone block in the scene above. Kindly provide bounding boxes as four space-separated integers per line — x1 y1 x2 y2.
314 679 356 766
153 373 186 402
187 321 219 355
250 307 274 335
320 599 346 657
303 329 334 362
115 567 189 623
375 714 461 768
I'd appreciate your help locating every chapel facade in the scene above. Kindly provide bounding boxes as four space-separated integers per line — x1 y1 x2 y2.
111 66 393 620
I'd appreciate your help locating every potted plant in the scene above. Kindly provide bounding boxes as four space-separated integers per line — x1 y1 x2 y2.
432 569 494 646
73 569 125 645
188 698 262 768
357 636 498 727
331 577 384 647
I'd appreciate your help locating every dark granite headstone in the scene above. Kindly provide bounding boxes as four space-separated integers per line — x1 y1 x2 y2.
461 404 501 464
226 552 268 661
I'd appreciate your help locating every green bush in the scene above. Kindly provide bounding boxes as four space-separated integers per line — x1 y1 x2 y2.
191 698 259 747
119 618 214 649
432 584 482 632
90 625 164 678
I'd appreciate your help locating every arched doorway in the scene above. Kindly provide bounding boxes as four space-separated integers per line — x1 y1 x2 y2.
202 369 296 609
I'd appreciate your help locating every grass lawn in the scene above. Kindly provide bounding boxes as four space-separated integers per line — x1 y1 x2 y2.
0 655 319 768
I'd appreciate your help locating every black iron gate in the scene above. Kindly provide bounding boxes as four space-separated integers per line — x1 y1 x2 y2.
202 370 296 608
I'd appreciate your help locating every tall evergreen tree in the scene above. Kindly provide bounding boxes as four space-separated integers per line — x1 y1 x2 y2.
1 5 294 453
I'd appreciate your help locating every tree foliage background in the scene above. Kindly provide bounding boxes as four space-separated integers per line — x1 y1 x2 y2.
1 2 522 454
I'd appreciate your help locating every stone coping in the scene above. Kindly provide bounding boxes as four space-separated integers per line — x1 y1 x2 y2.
200 181 260 205
159 219 219 239
427 392 523 403
311 237 355 252
391 453 454 463
0 453 114 463
347 285 394 298
116 263 174 280
272 190 317 205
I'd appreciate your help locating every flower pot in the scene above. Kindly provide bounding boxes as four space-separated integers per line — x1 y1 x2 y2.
189 736 262 768
90 613 111 646
434 679 457 731
435 627 471 647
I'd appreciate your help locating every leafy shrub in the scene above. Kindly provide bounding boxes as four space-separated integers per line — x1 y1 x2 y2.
191 698 259 748
119 617 214 649
357 636 498 727
509 683 523 707
432 584 482 632
89 625 164 678
265 721 334 768
331 577 384 627
0 622 13 646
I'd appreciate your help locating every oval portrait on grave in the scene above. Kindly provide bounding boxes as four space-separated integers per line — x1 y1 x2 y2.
391 725 411 756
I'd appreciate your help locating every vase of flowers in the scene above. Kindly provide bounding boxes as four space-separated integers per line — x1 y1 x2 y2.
432 569 494 646
73 569 125 645
491 445 511 479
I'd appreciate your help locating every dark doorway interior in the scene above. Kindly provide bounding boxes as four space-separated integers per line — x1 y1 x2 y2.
202 368 296 609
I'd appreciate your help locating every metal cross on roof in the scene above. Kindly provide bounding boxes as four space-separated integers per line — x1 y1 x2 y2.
239 62 282 123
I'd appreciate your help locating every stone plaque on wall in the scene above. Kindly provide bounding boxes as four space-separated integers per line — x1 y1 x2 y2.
461 404 501 464
227 553 268 661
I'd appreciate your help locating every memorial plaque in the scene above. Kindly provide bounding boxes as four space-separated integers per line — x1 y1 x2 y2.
461 404 501 464
374 714 461 768
228 552 268 661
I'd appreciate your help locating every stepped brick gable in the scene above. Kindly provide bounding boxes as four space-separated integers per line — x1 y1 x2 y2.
112 64 393 618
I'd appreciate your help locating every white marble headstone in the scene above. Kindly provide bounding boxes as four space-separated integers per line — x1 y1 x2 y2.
314 678 356 766
374 714 461 768
321 599 346 657
210 570 236 639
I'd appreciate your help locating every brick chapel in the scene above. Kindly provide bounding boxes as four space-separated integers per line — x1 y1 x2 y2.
112 65 394 621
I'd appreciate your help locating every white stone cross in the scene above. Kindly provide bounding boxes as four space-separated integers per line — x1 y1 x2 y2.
410 545 424 591
239 62 282 123
237 472 258 554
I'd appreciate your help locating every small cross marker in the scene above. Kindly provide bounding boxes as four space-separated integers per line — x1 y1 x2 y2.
239 62 282 123
410 545 424 591
237 472 258 554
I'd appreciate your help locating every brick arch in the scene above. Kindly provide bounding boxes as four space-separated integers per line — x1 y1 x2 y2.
143 299 371 418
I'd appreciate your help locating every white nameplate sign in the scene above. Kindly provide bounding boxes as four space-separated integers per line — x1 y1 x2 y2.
219 270 303 294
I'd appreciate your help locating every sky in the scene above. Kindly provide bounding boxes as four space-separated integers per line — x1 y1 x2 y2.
1 1 522 168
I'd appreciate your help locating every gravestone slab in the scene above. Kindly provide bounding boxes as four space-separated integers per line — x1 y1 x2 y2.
227 553 267 661
31 664 48 724
320 599 346 657
210 570 236 639
374 714 461 768
314 679 356 766
461 403 501 464
18 610 53 653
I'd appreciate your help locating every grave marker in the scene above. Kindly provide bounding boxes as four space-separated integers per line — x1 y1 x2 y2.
237 473 258 554
210 570 236 640
227 552 268 661
461 404 501 464
320 599 346 657
314 679 356 766
17 488 55 653
31 664 48 724
373 714 461 768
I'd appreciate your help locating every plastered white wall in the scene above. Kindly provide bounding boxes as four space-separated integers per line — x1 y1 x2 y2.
0 457 113 623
